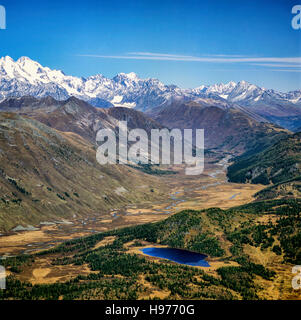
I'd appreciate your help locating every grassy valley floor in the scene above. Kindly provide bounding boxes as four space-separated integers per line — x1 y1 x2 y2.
0 158 264 257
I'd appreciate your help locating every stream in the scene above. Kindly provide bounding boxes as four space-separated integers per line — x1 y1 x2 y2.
0 155 234 257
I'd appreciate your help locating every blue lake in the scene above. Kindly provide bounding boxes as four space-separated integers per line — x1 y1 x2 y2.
140 247 210 267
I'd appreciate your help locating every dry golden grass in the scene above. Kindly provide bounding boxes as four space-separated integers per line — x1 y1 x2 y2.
32 268 51 283
0 160 263 259
175 183 264 211
93 236 116 249
243 243 301 300
0 225 95 255
137 275 170 300
16 256 97 285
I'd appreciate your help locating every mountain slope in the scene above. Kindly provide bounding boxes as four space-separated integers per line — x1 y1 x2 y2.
192 81 301 131
227 132 301 187
0 112 167 232
0 96 164 144
149 101 288 154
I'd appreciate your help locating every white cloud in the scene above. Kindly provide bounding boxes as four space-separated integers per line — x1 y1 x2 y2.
78 52 301 64
270 69 301 73
252 63 301 68
127 52 196 58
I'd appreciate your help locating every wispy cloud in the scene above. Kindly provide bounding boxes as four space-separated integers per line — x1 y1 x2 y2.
252 63 301 68
270 69 301 73
78 52 301 64
127 52 196 58
127 52 248 58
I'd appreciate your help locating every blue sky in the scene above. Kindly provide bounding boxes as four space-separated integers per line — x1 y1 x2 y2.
0 0 300 91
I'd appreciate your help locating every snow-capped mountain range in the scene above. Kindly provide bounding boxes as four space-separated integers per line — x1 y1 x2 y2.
0 56 300 113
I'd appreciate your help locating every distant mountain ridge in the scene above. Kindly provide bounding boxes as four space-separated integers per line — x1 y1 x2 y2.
0 95 164 144
0 56 301 130
150 100 289 154
0 96 289 155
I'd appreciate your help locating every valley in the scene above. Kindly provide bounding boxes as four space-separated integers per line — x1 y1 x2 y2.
0 59 300 301
1 0 301 304
0 155 264 257
1 185 300 300
0 102 300 300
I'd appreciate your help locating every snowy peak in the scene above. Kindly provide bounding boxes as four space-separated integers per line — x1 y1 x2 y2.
0 56 15 64
203 80 272 105
0 56 171 110
0 56 67 86
192 80 267 103
0 56 300 112
115 72 139 81
208 81 237 93
113 72 141 86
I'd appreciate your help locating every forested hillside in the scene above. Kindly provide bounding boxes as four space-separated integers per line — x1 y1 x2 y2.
1 199 300 300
